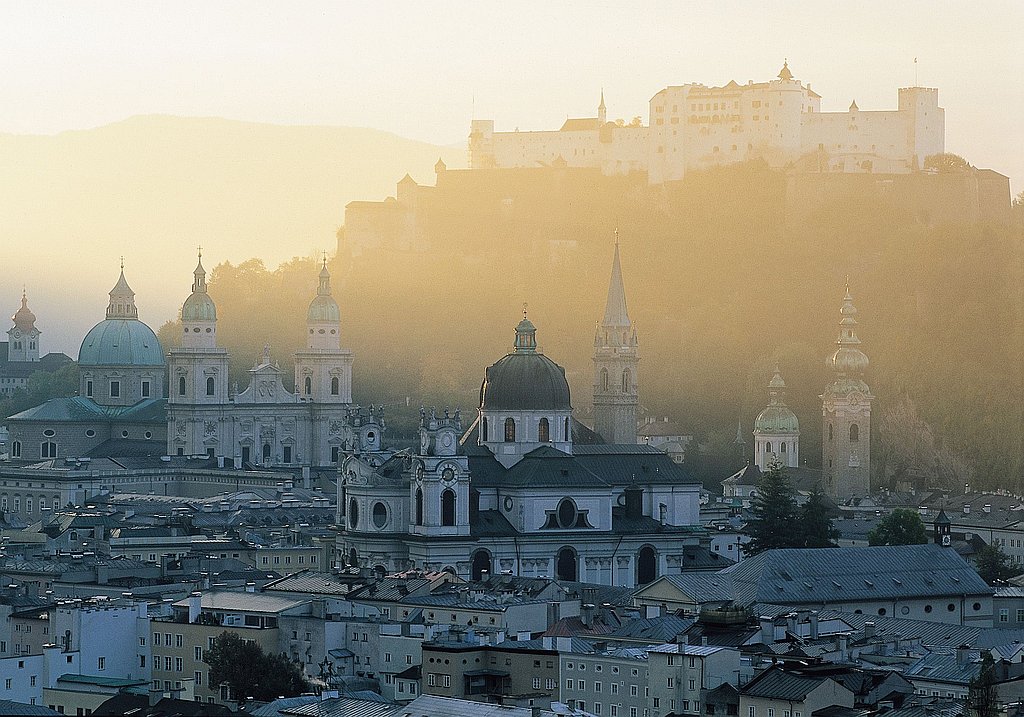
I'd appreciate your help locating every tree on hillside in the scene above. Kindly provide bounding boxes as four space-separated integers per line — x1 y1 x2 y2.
975 544 1023 586
0 363 79 421
745 464 799 555
867 509 929 546
205 631 309 702
967 652 1000 717
797 489 840 548
924 152 973 172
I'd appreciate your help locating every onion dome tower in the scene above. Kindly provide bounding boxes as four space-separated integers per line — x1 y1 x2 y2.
180 251 218 349
753 366 800 470
593 238 639 443
479 310 573 467
294 257 352 403
821 283 873 500
8 290 40 362
78 261 165 407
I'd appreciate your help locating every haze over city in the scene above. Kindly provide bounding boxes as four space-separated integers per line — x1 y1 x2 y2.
1 1 1022 355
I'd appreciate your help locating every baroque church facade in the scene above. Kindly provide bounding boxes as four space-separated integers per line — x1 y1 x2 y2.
336 245 710 587
165 254 374 467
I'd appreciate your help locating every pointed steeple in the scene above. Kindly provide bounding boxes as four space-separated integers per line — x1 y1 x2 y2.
602 234 631 329
778 59 793 81
734 418 746 444
106 260 139 319
192 247 207 293
318 253 331 296
598 89 607 124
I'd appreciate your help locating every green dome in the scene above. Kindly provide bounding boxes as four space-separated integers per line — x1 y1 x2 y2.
307 294 340 323
182 291 217 322
753 405 800 434
78 319 165 367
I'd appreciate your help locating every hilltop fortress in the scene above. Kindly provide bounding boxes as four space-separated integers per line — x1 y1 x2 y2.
469 62 944 183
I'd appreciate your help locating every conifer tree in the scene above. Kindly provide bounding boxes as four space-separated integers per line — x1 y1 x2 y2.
745 463 798 555
797 488 839 547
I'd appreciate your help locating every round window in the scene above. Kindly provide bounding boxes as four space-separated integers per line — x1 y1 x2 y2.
348 499 359 529
144 431 152 440
503 496 514 512
877 608 886 616
947 603 956 612
442 467 455 482
372 502 388 528
85 430 96 438
43 429 55 437
973 602 982 611
121 430 129 438
924 605 933 613
901 606 910 615
367 431 376 441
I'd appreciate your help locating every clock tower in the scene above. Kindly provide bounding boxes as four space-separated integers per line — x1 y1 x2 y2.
8 291 40 363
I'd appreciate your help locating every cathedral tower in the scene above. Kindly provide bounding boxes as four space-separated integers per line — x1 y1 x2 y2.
293 258 353 403
593 239 639 444
821 284 873 500
8 291 40 363
753 366 800 470
167 251 230 456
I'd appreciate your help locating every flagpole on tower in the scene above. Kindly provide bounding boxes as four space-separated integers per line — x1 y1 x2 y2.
914 57 918 87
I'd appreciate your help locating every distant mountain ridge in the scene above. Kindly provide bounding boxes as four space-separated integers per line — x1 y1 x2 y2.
0 114 463 355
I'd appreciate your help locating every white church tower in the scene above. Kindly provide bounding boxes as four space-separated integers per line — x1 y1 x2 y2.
753 366 800 470
293 258 353 403
167 251 230 456
7 291 40 363
593 239 639 444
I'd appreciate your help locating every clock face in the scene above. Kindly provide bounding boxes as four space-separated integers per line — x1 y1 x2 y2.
12 329 21 339
441 432 453 448
441 467 455 482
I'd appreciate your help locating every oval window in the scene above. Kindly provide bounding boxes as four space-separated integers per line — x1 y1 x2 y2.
144 431 152 440
349 499 359 529
557 498 577 528
85 430 96 438
43 429 56 437
121 430 129 438
372 502 387 528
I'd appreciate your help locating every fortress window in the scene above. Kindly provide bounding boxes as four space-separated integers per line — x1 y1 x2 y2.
283 446 292 463
331 377 339 395
206 377 215 396
142 381 151 398
850 424 860 442
504 418 516 443
441 489 457 527
179 377 186 396
539 418 550 443
109 381 120 398
86 381 93 397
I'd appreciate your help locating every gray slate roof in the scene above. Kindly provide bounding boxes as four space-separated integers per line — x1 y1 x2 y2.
723 544 992 605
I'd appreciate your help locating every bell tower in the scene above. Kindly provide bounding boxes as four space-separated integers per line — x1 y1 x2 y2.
593 236 639 443
8 290 40 363
822 283 873 500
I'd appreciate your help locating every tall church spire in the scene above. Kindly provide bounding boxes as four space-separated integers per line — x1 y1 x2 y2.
822 283 874 500
593 234 639 444
598 89 607 124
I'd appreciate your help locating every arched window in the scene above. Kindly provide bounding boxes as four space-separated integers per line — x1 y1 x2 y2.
556 547 578 582
206 377 215 396
441 489 457 527
637 546 658 586
304 377 312 395
11 441 21 458
781 442 787 453
178 376 186 396
348 548 358 567
40 441 57 459
262 443 271 462
765 442 772 453
471 550 492 581
622 368 631 393
482 417 488 442
600 368 609 392
331 377 339 395
348 498 359 529
828 423 834 441
415 488 424 526
504 417 516 442
538 418 550 443
850 424 860 442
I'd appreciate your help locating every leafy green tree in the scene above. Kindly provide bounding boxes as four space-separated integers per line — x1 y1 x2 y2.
797 489 839 548
0 363 79 421
967 652 1000 717
745 464 799 555
974 544 1023 586
867 509 929 546
205 631 309 702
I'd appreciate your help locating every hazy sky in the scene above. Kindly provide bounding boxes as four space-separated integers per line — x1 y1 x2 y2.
2 1 1022 188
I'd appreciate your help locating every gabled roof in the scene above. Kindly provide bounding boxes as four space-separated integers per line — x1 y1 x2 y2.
722 544 992 605
741 666 838 701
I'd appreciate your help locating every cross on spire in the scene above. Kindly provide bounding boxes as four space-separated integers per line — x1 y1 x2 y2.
120 255 125 270
198 245 202 260
522 301 528 319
